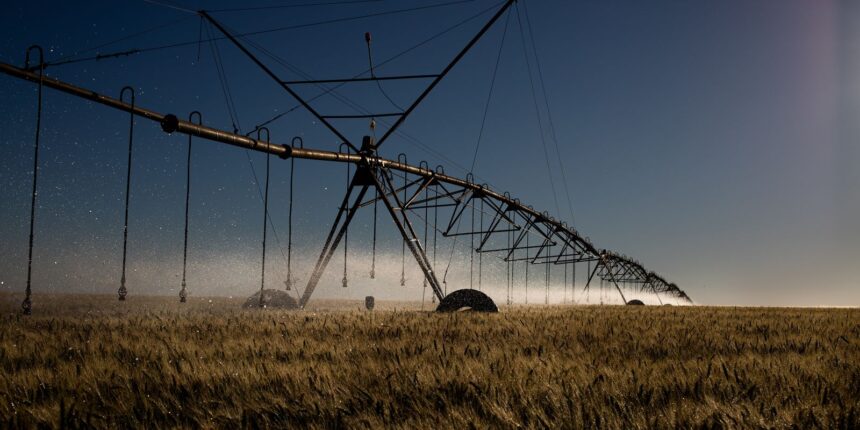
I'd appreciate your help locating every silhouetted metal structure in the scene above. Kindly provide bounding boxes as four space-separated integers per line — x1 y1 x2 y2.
1 0 692 313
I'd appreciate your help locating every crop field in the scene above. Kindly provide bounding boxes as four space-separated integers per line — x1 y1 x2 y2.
0 293 858 429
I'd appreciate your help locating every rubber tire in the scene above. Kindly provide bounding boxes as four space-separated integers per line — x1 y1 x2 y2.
243 289 299 309
436 289 498 313
626 299 645 306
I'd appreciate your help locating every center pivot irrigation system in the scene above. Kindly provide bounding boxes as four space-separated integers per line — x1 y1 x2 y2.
4 0 692 314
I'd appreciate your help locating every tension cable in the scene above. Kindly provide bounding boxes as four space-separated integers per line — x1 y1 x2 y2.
522 0 577 227
470 8 510 173
514 3 561 219
365 31 404 111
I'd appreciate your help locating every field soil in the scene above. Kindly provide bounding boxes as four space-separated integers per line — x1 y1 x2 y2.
0 293 858 429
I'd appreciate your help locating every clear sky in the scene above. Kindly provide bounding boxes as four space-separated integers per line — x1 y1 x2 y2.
1 0 858 306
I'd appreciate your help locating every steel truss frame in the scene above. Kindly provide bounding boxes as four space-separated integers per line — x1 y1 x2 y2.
0 0 692 307
0 59 692 306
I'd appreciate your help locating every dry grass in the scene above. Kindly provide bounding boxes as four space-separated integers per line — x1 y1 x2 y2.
0 293 858 429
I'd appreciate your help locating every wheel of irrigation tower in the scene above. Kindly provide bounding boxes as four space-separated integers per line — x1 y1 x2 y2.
436 289 498 313
626 299 645 306
243 289 299 309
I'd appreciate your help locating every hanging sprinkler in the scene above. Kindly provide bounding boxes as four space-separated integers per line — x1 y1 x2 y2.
179 111 201 304
341 142 350 288
258 127 272 309
399 153 408 287
420 160 430 309
21 45 44 315
366 29 379 284
118 85 136 302
285 136 302 292
370 186 377 280
432 165 444 303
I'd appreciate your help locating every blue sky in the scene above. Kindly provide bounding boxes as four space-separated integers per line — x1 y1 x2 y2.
1 0 858 306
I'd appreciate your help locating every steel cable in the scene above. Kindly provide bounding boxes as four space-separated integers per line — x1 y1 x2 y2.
210 0 385 13
514 3 561 218
521 0 577 227
245 1 501 140
38 0 484 71
470 8 510 173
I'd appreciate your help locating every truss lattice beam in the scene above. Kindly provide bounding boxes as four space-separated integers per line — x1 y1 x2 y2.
0 59 692 305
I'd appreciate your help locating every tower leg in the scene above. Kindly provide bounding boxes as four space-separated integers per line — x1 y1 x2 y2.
298 181 369 308
372 166 445 302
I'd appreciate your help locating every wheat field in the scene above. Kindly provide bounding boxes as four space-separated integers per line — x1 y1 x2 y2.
0 293 857 429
